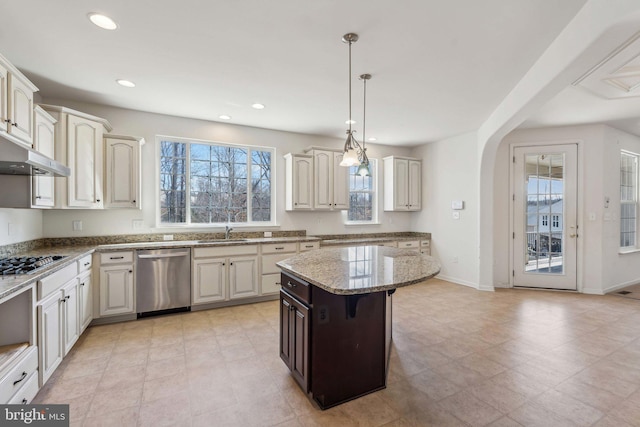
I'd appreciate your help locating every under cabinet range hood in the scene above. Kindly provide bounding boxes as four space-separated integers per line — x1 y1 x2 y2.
0 140 70 177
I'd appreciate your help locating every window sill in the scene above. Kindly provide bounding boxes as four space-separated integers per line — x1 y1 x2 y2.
154 223 280 230
344 222 382 226
619 248 640 255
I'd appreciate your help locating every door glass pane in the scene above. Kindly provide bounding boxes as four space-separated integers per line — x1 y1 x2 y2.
524 153 565 274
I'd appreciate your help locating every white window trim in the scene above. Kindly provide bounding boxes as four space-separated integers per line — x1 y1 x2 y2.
345 159 379 225
155 135 277 228
620 150 639 250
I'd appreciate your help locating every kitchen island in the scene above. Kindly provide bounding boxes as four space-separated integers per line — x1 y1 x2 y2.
276 245 440 409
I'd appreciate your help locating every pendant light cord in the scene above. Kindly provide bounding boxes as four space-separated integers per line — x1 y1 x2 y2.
348 39 353 135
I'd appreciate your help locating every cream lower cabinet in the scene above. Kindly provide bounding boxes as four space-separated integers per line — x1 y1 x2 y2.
62 279 80 356
98 251 135 317
37 287 63 386
192 245 259 305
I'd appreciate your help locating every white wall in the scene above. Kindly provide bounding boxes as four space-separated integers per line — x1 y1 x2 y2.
410 132 480 288
500 124 640 294
0 209 43 245
41 98 414 237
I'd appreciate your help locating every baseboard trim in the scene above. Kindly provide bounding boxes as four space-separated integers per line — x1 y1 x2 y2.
436 274 489 291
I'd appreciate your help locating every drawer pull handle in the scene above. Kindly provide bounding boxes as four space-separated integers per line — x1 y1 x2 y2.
275 247 284 250
276 282 281 285
84 262 90 266
287 281 297 288
110 256 124 260
13 371 27 386
305 245 313 248
22 398 27 404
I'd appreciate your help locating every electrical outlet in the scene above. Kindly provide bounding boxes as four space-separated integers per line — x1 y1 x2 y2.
72 220 82 231
452 256 458 264
163 234 174 241
264 231 273 237
7 223 12 236
132 220 144 229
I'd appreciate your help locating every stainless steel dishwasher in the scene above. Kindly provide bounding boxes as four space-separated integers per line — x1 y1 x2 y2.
136 248 191 316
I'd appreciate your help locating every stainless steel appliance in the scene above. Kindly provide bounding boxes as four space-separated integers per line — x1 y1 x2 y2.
0 140 70 177
0 255 66 275
136 248 191 316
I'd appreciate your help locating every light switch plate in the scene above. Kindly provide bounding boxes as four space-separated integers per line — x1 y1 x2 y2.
451 200 464 210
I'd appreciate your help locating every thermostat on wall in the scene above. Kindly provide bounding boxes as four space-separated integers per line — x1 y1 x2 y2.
451 200 464 210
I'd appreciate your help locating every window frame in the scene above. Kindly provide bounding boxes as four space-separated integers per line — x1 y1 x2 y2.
155 135 276 228
620 150 639 250
345 158 379 225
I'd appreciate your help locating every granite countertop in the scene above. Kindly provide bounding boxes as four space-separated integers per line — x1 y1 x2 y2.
0 246 95 300
320 235 430 246
277 246 441 295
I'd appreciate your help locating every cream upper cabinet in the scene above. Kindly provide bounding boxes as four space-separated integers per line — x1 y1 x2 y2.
383 156 422 211
40 104 112 209
31 106 56 208
104 134 144 209
0 53 38 147
306 147 349 210
284 153 313 211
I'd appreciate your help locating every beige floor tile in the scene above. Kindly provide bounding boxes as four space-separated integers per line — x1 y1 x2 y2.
405 369 461 401
145 354 186 381
468 379 529 413
437 390 503 426
485 416 525 427
137 391 191 427
60 356 110 380
82 406 139 427
86 383 143 418
533 389 604 425
555 377 623 412
508 402 579 427
339 393 400 426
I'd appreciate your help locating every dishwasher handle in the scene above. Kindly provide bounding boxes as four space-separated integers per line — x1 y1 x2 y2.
137 252 190 259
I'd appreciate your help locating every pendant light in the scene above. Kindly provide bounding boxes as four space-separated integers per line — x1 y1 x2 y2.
340 33 360 167
357 73 371 177
338 33 371 177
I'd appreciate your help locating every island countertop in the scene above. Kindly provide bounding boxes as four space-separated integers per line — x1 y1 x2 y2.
276 245 440 295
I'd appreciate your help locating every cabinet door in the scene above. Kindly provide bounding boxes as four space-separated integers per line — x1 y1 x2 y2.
105 138 139 208
293 155 313 210
99 265 134 316
408 160 421 210
38 291 63 386
290 296 309 391
7 74 34 146
313 151 333 209
0 63 7 134
67 115 104 208
79 272 93 332
279 292 293 367
261 273 282 295
62 279 80 355
332 152 349 209
32 110 56 207
393 159 409 210
229 256 258 299
192 258 226 304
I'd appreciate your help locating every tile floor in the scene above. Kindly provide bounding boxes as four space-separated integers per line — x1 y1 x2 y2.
34 279 640 426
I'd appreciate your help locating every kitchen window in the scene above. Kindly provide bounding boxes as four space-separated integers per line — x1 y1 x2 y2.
158 137 274 226
346 159 377 224
620 150 638 249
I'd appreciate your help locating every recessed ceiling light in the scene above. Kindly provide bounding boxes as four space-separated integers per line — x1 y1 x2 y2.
219 115 232 120
251 103 265 110
116 79 135 88
367 137 377 142
88 13 118 30
345 119 356 125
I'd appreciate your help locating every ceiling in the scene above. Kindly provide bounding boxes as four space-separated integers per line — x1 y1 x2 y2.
0 0 601 146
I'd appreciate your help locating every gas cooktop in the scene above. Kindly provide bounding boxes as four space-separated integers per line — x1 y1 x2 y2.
0 255 67 275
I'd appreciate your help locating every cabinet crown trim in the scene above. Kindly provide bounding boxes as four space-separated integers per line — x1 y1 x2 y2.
105 134 145 145
383 155 421 161
303 146 343 154
0 52 39 92
38 104 113 132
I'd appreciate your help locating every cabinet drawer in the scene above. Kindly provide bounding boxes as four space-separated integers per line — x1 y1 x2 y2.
7 371 38 404
78 254 92 272
194 245 258 258
262 242 298 254
0 346 38 404
38 263 77 300
262 253 296 275
100 251 134 265
261 273 282 295
299 241 320 251
397 240 419 249
281 272 310 305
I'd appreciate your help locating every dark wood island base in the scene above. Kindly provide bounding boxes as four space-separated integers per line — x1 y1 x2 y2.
277 246 441 410
280 271 393 409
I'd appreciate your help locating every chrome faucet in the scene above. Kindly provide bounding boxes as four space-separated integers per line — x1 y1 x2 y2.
225 225 233 240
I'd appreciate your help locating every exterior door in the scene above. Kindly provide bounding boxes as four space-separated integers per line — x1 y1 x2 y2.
513 144 578 290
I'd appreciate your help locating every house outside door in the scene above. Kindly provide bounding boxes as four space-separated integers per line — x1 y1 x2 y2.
512 144 578 290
